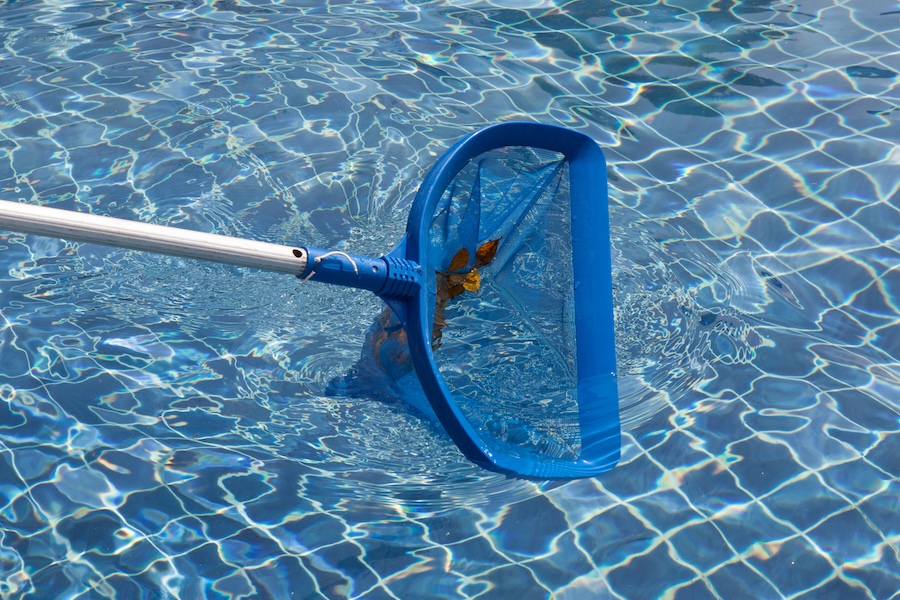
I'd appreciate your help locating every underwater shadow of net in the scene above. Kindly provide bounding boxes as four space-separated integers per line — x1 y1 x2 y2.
329 146 611 469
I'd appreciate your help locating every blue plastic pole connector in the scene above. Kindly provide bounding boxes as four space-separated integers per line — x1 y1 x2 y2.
300 246 422 299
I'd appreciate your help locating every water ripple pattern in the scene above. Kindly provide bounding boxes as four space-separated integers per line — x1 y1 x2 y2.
0 0 898 599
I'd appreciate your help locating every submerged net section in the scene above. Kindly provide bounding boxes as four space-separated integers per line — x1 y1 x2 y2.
426 147 580 461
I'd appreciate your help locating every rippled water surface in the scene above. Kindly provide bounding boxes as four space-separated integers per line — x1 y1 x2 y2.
1 0 898 598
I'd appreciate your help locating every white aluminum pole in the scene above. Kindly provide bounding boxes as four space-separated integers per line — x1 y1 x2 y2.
0 199 308 275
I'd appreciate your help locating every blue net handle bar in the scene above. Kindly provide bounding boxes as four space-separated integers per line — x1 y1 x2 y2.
402 122 620 479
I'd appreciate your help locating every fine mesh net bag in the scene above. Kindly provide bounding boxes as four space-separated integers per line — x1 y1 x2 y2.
427 147 581 460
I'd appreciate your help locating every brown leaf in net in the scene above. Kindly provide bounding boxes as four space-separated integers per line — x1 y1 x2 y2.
463 269 480 293
475 238 500 268
448 247 469 272
435 272 451 302
433 242 494 348
446 273 468 299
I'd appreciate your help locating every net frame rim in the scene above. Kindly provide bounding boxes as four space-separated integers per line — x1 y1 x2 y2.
398 121 621 479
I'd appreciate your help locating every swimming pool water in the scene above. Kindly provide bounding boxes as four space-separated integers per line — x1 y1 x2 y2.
0 0 898 598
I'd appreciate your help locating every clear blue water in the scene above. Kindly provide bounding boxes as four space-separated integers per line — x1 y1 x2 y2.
1 0 898 598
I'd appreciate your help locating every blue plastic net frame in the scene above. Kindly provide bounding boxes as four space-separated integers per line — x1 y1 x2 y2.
393 122 620 479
